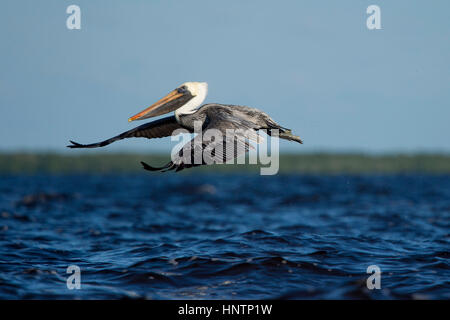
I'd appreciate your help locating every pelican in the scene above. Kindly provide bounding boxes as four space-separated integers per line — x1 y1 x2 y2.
68 82 303 172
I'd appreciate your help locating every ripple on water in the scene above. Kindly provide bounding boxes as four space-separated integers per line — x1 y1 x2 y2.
0 174 448 299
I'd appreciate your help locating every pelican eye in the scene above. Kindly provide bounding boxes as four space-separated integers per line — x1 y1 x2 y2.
177 86 188 94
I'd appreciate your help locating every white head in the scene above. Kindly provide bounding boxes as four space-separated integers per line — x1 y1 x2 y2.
175 82 208 117
128 81 208 122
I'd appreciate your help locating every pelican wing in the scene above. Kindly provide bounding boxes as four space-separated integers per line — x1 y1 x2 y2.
141 109 259 172
67 116 184 149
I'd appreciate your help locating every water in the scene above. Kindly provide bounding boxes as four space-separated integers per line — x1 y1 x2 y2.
0 174 448 299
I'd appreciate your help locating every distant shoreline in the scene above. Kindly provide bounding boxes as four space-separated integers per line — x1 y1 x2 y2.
0 152 449 174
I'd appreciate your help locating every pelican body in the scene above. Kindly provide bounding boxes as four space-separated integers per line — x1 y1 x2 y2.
68 82 302 172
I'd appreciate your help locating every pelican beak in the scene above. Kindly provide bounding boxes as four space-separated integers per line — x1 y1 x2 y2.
128 89 191 122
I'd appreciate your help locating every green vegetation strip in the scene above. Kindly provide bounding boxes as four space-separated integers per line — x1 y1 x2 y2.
0 153 449 174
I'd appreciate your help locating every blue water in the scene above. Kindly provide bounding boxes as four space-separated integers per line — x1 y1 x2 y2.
0 174 448 299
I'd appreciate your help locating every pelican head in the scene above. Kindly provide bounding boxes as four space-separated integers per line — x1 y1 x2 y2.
128 82 208 122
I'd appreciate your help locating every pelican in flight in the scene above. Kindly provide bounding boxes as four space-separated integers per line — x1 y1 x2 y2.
68 82 303 172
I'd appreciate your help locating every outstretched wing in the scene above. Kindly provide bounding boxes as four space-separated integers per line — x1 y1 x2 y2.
141 108 260 172
67 116 184 149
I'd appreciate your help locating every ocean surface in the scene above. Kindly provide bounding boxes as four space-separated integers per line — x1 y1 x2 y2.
0 174 448 299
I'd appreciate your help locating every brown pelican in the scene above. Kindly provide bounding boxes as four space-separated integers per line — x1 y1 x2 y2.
68 82 303 172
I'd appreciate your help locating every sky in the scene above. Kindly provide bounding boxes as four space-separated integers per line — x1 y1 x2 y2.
0 0 449 153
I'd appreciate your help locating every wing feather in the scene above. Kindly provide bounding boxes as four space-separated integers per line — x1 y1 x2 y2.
67 116 183 148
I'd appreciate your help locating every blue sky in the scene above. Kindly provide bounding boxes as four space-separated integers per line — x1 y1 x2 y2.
0 0 449 153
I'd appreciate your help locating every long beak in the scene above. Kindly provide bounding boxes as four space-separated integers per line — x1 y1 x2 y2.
128 89 187 122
